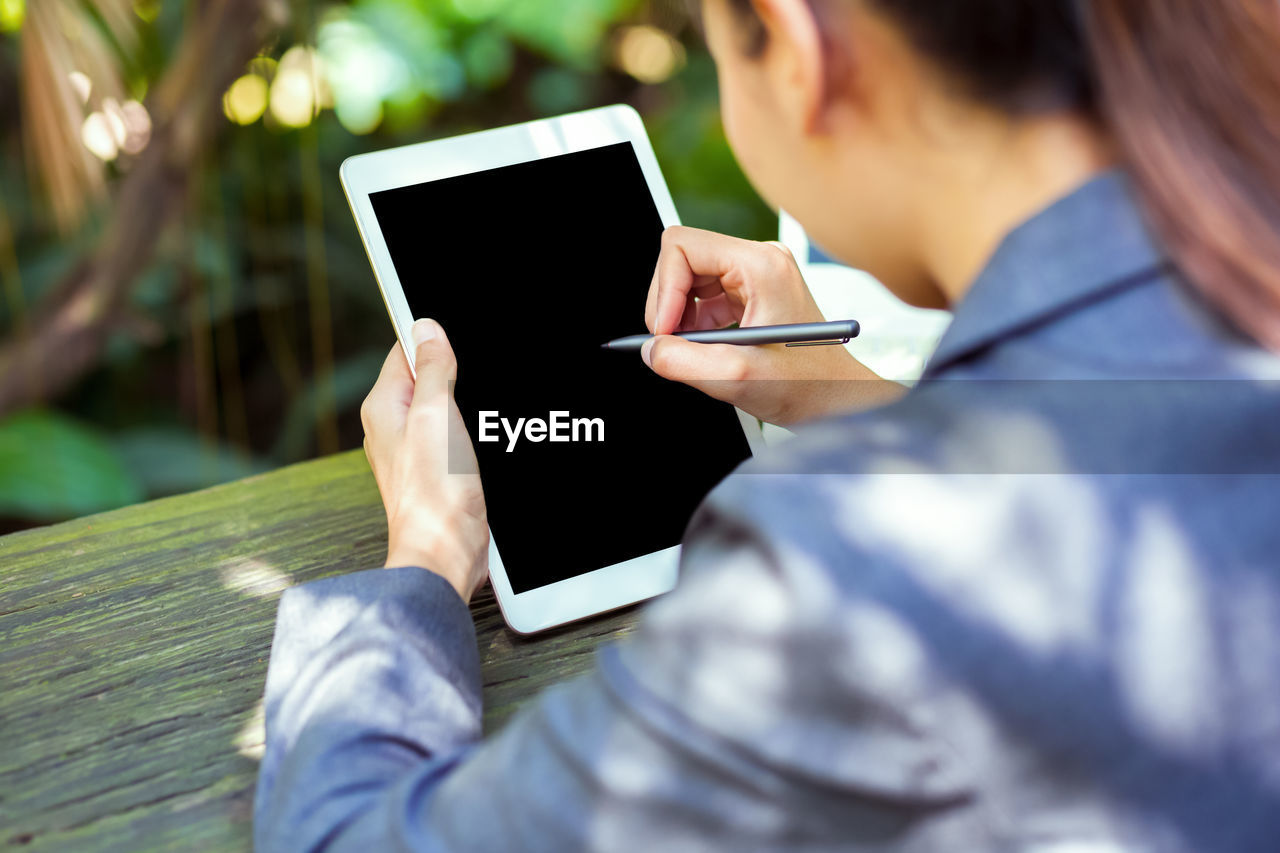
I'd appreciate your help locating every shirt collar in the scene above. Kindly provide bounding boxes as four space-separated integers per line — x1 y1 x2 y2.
923 170 1168 378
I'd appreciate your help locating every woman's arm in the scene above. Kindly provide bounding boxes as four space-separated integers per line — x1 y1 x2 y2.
253 493 974 852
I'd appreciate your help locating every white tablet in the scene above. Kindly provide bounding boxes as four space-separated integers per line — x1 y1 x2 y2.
340 104 763 634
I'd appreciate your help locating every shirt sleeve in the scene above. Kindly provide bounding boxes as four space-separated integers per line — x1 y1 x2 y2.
254 489 978 852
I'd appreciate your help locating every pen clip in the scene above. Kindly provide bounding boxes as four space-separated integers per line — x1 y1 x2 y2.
785 337 851 348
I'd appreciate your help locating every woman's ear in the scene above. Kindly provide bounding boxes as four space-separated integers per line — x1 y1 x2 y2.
749 0 832 134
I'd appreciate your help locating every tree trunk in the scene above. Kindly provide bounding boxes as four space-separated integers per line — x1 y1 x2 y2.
0 0 287 416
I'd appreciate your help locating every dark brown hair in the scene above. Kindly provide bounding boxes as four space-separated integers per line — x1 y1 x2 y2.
727 0 1280 350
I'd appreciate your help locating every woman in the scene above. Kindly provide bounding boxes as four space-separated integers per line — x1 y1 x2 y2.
255 1 1280 850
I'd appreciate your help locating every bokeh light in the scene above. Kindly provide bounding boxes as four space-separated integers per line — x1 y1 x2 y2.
248 56 279 80
462 28 514 90
0 0 23 33
450 0 508 22
132 0 161 24
318 13 411 135
75 96 138 162
81 112 119 162
101 99 128 148
270 73 315 128
269 46 325 129
69 71 92 104
614 25 685 85
119 100 152 154
223 73 270 125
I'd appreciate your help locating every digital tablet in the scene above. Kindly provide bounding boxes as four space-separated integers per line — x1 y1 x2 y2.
340 104 763 634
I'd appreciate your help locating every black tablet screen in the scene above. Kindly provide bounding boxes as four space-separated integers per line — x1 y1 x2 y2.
370 141 752 593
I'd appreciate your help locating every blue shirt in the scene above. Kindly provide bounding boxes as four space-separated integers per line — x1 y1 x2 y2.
255 171 1280 851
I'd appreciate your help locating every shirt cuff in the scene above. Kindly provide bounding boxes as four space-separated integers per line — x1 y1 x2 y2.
271 565 481 704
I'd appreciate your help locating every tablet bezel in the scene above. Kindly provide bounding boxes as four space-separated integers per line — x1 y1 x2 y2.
340 104 765 634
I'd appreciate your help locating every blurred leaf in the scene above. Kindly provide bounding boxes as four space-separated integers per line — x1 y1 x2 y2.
527 67 596 115
496 0 638 68
0 409 143 519
133 0 161 24
112 427 270 496
132 261 179 311
273 350 386 461
0 0 23 34
190 230 234 284
352 0 464 101
462 27 513 90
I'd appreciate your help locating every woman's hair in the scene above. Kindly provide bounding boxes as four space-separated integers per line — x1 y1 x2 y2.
726 0 1280 350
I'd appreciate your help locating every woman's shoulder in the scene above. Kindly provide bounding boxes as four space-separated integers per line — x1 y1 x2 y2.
669 403 1127 766
697 396 1118 618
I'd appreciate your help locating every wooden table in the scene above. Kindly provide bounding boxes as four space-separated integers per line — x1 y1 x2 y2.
0 450 639 851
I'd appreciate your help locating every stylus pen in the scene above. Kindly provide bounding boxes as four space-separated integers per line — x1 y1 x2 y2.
601 320 860 352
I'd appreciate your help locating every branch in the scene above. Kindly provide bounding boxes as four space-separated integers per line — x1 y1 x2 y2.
0 0 288 416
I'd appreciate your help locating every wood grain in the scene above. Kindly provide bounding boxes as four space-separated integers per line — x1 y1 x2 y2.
0 450 638 851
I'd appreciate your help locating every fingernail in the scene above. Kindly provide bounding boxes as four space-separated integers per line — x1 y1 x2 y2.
641 337 655 369
412 318 437 346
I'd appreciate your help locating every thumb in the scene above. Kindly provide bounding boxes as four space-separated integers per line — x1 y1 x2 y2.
641 335 749 392
409 318 457 407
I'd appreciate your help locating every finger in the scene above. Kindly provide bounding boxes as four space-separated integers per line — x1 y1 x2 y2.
445 399 483 478
362 436 379 476
651 228 727 335
641 335 750 388
653 275 720 334
655 271 729 335
647 243 698 334
378 340 410 384
652 239 702 336
644 260 661 332
408 318 457 410
689 273 725 299
664 294 744 343
688 293 744 330
363 341 414 419
679 294 698 332
653 228 754 336
764 240 795 259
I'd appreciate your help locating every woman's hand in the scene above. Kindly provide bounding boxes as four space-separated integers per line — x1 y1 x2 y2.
361 319 489 604
643 226 903 425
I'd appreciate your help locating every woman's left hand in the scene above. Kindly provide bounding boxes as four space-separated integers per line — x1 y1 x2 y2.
361 319 489 604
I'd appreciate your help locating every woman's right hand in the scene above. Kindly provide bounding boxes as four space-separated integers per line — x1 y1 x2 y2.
643 226 902 426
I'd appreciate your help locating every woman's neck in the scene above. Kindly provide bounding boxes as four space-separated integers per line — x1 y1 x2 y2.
917 111 1119 307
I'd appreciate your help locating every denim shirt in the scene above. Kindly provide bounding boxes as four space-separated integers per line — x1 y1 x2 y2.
255 172 1280 852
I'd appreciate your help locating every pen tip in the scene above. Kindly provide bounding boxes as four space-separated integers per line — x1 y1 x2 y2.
600 343 611 350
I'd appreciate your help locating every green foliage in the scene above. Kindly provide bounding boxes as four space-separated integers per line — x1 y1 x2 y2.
317 0 642 132
495 0 640 67
0 0 773 526
272 351 387 461
112 428 270 497
0 0 22 33
0 410 143 519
